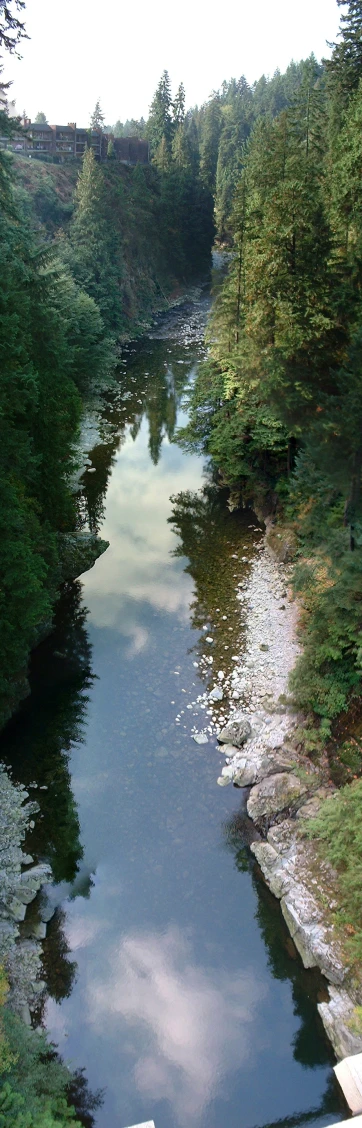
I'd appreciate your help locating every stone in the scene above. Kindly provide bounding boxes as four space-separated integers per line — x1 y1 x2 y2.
218 717 252 747
233 760 258 787
281 895 345 985
40 904 56 924
247 772 307 826
221 764 235 780
209 685 223 702
319 989 362 1060
296 788 330 820
193 732 208 744
8 898 26 921
23 921 47 940
58 531 109 582
266 525 298 563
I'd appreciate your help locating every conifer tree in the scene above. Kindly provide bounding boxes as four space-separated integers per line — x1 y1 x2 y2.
70 146 121 330
199 95 222 193
326 0 362 100
154 133 170 172
172 123 191 169
173 82 185 125
90 97 105 130
0 0 27 55
147 70 174 153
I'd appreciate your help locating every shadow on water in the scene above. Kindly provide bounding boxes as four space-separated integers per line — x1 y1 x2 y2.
1 581 92 885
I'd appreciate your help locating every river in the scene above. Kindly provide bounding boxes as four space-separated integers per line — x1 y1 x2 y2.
0 291 346 1128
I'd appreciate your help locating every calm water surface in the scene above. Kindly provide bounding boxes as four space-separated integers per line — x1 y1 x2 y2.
1 295 346 1128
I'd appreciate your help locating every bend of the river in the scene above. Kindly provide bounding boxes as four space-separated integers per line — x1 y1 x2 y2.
0 292 346 1128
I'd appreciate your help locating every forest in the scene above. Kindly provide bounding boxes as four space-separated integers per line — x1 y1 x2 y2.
2 0 362 1121
184 3 362 745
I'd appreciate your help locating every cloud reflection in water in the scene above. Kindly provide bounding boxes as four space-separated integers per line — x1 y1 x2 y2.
88 924 268 1125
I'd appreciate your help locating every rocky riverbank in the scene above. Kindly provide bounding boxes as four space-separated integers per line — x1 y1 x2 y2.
212 536 362 1061
0 765 52 1024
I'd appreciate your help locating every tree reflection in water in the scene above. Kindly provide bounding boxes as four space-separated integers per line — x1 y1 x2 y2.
0 581 92 884
169 485 261 695
77 340 191 535
0 581 95 1012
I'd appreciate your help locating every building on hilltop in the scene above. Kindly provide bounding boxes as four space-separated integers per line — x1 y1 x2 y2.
0 119 149 164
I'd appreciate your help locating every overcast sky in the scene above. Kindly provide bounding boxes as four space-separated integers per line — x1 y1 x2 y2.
5 0 341 125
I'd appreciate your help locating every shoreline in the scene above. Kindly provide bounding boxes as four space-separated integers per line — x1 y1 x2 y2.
0 766 51 1023
212 530 362 1061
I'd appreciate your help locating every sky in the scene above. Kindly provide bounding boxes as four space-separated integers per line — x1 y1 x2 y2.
5 0 342 126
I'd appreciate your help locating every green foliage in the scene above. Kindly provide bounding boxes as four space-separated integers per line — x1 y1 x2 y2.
0 149 117 726
185 20 362 730
0 973 103 1126
0 1010 95 1127
147 70 174 154
307 779 362 954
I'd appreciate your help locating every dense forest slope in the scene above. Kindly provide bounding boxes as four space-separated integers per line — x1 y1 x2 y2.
0 54 327 732
182 2 362 952
0 131 214 730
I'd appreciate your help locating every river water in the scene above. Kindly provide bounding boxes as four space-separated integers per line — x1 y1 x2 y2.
0 293 346 1128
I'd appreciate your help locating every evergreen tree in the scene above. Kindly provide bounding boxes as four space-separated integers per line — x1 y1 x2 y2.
89 98 104 130
69 146 121 331
199 94 222 193
35 110 47 123
173 81 185 125
214 81 252 241
154 133 170 172
147 70 174 153
0 0 26 55
326 0 362 101
172 123 191 169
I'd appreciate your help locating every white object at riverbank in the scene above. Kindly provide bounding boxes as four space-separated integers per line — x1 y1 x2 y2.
334 1053 362 1114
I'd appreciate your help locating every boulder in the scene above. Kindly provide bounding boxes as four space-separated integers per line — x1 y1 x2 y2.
318 988 362 1060
266 525 298 563
247 771 307 826
281 895 345 985
218 717 252 747
233 759 258 787
58 531 109 582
